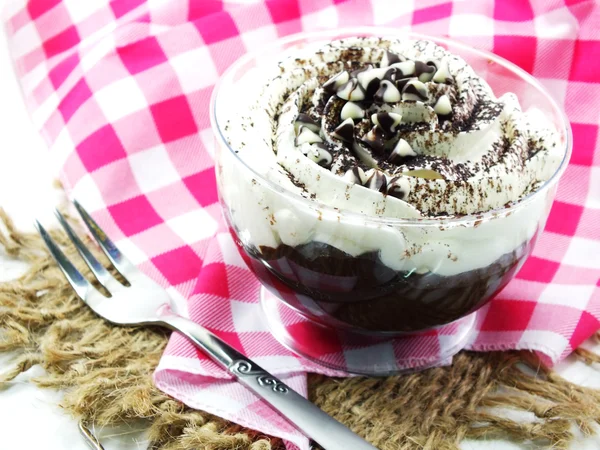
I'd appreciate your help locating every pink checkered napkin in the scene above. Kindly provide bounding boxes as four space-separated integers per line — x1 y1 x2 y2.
5 0 600 448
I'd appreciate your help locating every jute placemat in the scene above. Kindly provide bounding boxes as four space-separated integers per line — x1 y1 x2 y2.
1 207 600 450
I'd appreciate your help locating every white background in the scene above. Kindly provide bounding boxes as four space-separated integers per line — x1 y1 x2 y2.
1 3 600 450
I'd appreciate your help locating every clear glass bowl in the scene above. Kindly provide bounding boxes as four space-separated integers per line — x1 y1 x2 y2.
210 29 571 371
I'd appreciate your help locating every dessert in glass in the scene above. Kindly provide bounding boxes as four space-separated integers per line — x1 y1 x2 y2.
211 29 571 374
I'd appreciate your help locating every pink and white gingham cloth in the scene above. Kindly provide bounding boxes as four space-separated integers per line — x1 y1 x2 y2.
4 0 600 448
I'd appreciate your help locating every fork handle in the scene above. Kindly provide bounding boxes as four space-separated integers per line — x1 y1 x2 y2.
161 314 377 450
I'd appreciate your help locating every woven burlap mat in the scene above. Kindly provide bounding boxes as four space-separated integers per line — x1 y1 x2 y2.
1 207 600 450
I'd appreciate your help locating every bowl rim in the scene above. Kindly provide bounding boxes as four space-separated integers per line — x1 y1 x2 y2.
210 27 573 226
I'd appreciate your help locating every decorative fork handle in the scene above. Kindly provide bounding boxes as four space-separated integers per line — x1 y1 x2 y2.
161 314 378 450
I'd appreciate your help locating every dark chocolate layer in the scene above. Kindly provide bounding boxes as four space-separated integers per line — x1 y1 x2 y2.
239 239 532 333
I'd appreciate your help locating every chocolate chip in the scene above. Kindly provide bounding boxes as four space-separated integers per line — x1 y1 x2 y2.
323 70 350 94
432 59 452 84
388 139 416 164
373 80 401 104
356 67 387 97
295 126 323 146
395 77 414 92
351 65 372 78
387 177 410 200
391 60 415 77
365 78 381 99
342 166 366 185
336 78 366 101
415 60 436 82
360 126 386 154
340 102 365 121
307 145 333 168
434 94 452 119
295 113 320 133
381 50 404 67
365 170 388 193
402 79 428 102
372 112 402 137
332 117 354 142
383 67 402 82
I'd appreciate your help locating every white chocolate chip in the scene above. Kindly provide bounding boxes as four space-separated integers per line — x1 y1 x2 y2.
402 79 428 102
389 60 416 77
343 166 366 184
371 112 402 134
418 60 437 82
434 95 452 116
380 51 403 68
356 67 387 89
433 59 452 83
323 70 349 91
392 139 416 157
377 80 401 103
336 79 366 101
387 177 411 200
295 126 323 145
340 102 365 121
307 146 333 167
332 117 355 142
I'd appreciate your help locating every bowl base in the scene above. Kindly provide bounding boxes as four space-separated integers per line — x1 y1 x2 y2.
260 287 477 376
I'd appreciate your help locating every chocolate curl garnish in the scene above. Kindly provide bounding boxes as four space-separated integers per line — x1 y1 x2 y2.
365 170 388 193
373 80 401 104
415 60 436 82
371 112 402 137
388 139 416 164
340 102 365 121
360 126 386 154
381 51 405 67
342 166 366 185
295 126 323 146
433 59 452 84
332 117 355 143
336 78 366 101
402 79 428 102
295 113 320 133
323 70 350 94
433 94 452 119
387 177 411 200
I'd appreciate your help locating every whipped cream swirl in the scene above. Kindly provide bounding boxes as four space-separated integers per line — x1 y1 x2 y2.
225 37 562 218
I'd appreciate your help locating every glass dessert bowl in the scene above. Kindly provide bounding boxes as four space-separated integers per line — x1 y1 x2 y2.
211 29 571 374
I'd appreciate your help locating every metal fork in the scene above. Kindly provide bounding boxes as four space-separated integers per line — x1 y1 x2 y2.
36 200 377 450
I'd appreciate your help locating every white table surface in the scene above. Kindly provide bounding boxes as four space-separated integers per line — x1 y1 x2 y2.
1 5 599 449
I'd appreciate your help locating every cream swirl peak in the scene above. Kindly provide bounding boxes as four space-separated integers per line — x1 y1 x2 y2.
224 37 562 218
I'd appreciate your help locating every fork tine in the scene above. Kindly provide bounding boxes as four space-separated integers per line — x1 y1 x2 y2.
78 421 105 450
54 210 112 288
72 199 133 280
35 220 93 300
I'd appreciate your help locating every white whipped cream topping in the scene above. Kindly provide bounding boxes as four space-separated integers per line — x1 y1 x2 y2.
216 37 564 276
